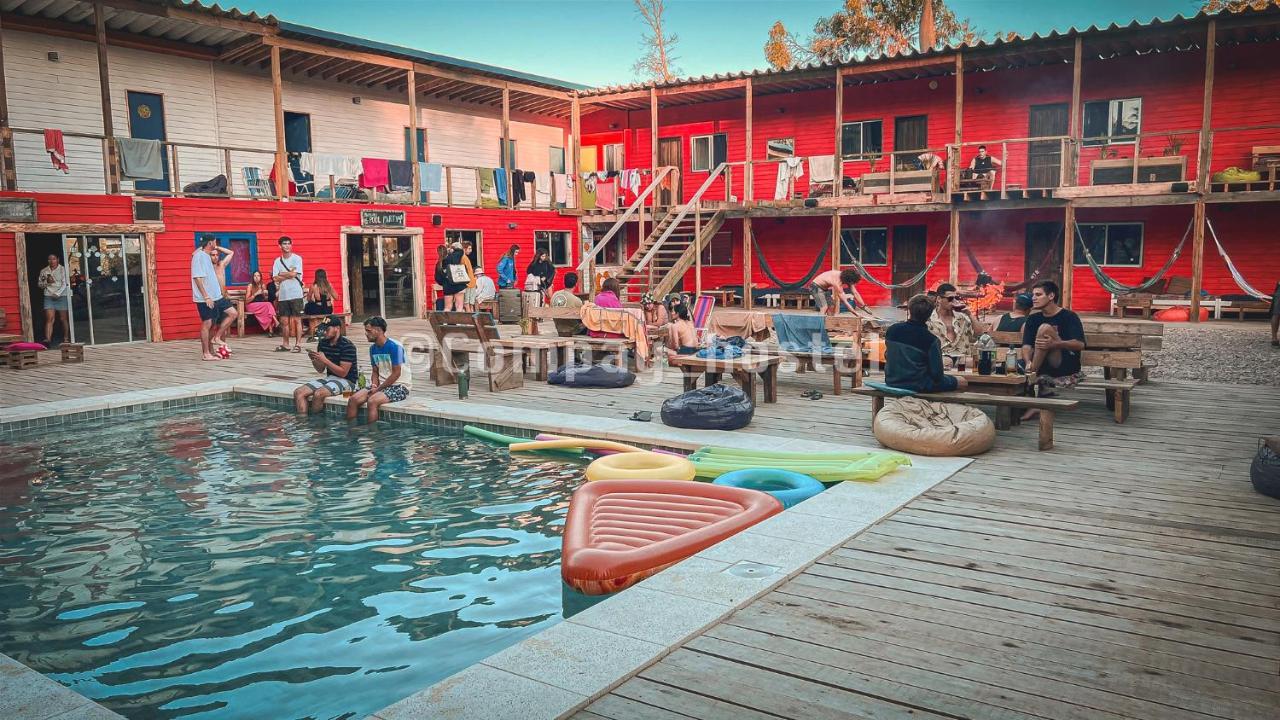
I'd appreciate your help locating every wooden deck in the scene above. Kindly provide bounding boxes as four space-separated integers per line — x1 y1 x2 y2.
2 326 1278 720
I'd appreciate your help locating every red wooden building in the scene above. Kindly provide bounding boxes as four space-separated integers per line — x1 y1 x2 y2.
1 2 1278 348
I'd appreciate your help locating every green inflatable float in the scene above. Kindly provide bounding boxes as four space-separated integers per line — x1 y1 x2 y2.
689 446 910 483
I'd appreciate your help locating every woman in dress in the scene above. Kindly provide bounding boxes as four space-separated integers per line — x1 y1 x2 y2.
244 270 279 337
303 268 336 333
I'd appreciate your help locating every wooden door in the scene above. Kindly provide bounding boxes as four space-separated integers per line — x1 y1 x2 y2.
1028 103 1068 188
893 115 928 168
1024 222 1063 288
657 137 682 206
891 225 928 306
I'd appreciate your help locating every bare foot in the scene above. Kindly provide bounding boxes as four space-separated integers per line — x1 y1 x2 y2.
1020 408 1039 421
202 354 221 361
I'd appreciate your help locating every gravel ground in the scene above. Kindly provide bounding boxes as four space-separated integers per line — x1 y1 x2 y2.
1146 319 1279 386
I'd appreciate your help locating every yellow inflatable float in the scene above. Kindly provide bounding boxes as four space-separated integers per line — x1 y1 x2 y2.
585 451 697 482
509 438 642 454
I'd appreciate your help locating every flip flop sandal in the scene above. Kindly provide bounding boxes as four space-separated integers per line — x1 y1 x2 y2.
628 411 653 422
807 392 824 400
275 345 290 352
291 346 303 353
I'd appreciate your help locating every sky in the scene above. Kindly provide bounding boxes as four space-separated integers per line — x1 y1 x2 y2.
244 0 1211 87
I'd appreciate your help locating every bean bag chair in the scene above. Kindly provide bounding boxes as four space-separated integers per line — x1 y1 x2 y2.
1153 306 1209 322
873 397 995 457
549 363 635 388
661 383 754 430
1251 437 1280 500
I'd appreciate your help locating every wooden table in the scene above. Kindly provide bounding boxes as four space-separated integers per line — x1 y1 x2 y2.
702 289 737 307
951 370 1036 430
493 337 574 381
669 354 782 404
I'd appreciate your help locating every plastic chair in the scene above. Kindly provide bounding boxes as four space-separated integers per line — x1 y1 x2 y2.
242 167 272 198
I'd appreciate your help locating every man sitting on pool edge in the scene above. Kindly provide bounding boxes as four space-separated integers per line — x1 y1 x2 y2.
293 314 358 415
884 293 968 393
346 316 412 423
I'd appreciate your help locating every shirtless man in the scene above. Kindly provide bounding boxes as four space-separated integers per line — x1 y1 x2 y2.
665 304 698 360
809 269 866 316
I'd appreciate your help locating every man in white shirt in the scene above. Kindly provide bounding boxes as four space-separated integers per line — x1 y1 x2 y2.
192 237 237 360
474 269 497 304
273 235 305 352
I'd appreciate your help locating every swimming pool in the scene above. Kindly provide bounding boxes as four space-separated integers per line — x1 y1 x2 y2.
0 402 588 719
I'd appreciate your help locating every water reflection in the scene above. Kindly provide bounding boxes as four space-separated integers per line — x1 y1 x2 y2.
0 404 590 719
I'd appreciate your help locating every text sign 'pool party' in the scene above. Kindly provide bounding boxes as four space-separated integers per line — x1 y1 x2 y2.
361 209 406 228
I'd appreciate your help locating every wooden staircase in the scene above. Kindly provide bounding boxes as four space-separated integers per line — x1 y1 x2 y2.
615 206 726 302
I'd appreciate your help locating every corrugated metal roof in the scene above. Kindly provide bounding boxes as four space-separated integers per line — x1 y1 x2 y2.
578 5 1280 98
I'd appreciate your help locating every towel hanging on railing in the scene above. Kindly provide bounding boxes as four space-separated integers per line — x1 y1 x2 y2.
1207 218 1272 300
1075 219 1191 296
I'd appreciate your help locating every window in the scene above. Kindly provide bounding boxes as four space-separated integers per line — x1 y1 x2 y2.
195 232 257 286
598 226 628 266
1083 98 1141 146
698 231 734 267
499 139 517 166
603 144 625 173
445 229 482 269
549 146 566 174
838 228 888 267
535 230 572 267
691 133 728 172
403 127 426 162
1074 223 1143 266
766 138 795 160
841 120 883 160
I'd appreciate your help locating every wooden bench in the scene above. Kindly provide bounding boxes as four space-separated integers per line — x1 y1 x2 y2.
668 354 782 404
492 336 574 381
1078 377 1139 423
852 387 1079 451
993 329 1143 422
861 168 939 195
763 316 864 395
526 306 641 371
417 311 523 393
1112 294 1154 320
1224 300 1272 320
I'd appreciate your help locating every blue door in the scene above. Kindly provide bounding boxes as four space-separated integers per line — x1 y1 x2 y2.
284 112 312 195
127 92 169 192
404 127 426 201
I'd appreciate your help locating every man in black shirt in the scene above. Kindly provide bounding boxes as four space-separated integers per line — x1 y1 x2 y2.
995 293 1033 333
885 294 969 393
293 314 359 415
1020 280 1086 418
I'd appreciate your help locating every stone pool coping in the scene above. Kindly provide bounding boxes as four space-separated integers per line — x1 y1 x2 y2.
0 378 970 720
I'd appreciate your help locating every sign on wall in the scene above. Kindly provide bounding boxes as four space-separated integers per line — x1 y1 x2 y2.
361 209 406 229
0 199 37 223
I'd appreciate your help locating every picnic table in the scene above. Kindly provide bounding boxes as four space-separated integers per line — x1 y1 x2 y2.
950 370 1037 430
702 289 738 307
493 336 573 381
668 354 782 404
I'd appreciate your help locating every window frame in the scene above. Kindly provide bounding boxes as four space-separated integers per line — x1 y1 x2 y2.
690 133 728 172
194 232 257 287
1082 97 1142 147
548 146 566 174
837 227 889 267
603 143 625 173
534 230 573 268
599 225 629 266
444 229 483 270
1073 222 1144 267
840 119 884 160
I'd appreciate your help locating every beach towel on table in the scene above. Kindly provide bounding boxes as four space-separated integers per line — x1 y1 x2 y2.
772 313 832 354
579 303 650 361
708 311 771 342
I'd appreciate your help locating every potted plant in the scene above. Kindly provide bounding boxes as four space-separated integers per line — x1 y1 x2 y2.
1163 137 1184 157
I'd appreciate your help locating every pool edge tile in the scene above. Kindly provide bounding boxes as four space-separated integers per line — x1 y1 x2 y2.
372 663 583 720
0 652 121 720
481 622 662 699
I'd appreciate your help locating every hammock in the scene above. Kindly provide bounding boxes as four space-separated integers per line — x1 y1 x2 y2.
847 237 950 290
966 225 1063 291
1075 219 1191 296
1207 218 1272 300
750 226 831 292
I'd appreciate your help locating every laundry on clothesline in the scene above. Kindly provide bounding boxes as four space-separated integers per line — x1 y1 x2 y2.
774 156 805 200
44 130 69 173
117 137 164 180
809 155 835 183
387 160 414 191
300 152 361 180
596 180 617 210
359 158 390 190
478 168 500 208
494 167 509 205
420 162 443 193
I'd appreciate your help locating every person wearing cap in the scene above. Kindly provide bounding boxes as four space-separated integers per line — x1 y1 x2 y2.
996 292 1035 333
292 314 359 415
474 268 497 306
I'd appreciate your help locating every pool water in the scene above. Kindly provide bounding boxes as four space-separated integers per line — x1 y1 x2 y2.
0 403 588 719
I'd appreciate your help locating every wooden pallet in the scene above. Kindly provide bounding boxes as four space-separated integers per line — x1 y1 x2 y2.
60 343 85 363
6 350 37 370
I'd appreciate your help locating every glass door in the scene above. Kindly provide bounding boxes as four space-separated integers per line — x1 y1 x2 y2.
62 235 149 345
380 235 415 319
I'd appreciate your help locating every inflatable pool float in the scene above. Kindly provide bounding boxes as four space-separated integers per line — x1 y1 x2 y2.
689 446 911 483
561 479 782 595
713 468 824 508
462 426 583 458
535 434 686 458
873 397 995 457
584 451 697 482
509 438 641 455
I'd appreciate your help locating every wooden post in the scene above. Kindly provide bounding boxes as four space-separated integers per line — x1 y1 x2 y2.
408 68 421 203
954 52 963 148
1068 36 1083 186
270 44 287 201
1062 203 1076 307
831 214 840 272
222 148 233 194
695 208 702 295
650 87 659 173
1190 20 1215 323
144 231 163 341
948 208 959 284
571 95 582 209
0 14 16 191
169 144 181 195
93 1 119 194
742 216 753 308
15 231 31 341
834 69 844 198
501 84 512 208
744 79 753 203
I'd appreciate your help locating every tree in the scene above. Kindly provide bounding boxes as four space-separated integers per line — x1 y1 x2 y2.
633 0 679 82
764 0 980 69
1201 0 1280 11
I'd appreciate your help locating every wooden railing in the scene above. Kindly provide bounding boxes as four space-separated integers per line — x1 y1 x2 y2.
1203 123 1280 191
576 166 676 274
633 162 730 274
945 137 1071 193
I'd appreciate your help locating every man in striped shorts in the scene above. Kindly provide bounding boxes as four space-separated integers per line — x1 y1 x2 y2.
293 314 359 415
